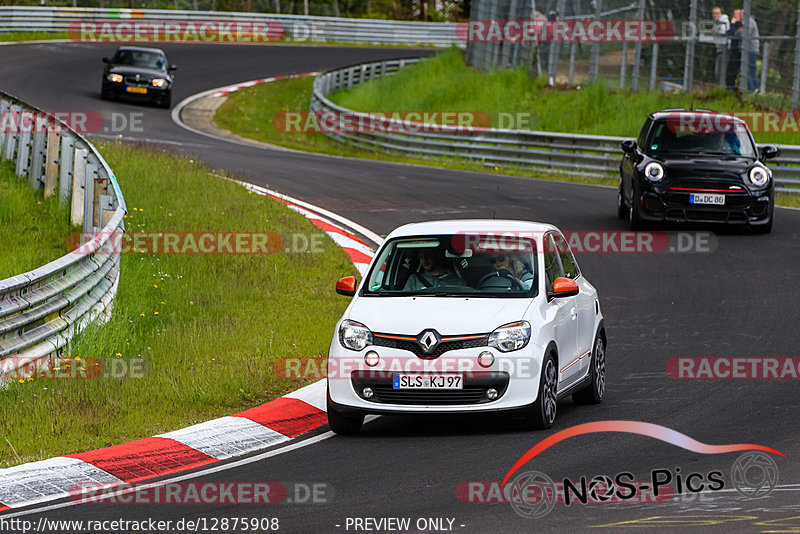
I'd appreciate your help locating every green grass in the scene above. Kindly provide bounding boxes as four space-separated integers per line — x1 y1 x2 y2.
331 48 800 146
215 47 800 205
214 75 618 187
0 161 75 280
0 32 69 42
0 142 355 467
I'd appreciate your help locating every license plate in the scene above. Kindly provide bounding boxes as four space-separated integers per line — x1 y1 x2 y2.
392 374 463 389
126 86 148 94
690 193 725 205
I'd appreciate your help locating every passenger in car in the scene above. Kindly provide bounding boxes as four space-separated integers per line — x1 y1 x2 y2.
489 253 535 290
403 248 467 291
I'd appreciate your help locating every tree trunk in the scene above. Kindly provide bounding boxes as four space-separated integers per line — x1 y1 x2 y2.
333 0 340 17
304 0 308 16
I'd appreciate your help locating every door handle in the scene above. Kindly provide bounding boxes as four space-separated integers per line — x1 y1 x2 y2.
570 307 577 320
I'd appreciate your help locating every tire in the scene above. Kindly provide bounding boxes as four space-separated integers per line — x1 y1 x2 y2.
327 394 364 435
629 187 645 231
523 353 558 430
617 190 628 219
573 333 606 405
751 212 773 234
158 95 171 109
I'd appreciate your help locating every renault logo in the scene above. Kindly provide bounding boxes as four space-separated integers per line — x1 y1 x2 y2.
418 329 440 354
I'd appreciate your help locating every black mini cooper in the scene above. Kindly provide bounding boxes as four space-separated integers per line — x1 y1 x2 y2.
619 109 777 233
100 46 176 108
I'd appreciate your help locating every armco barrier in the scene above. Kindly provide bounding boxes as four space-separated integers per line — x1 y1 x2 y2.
0 6 459 47
310 58 800 193
0 91 125 377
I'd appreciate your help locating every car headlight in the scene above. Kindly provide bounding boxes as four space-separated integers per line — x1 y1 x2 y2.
749 166 770 187
152 78 168 88
339 320 372 351
643 162 665 182
488 321 531 352
107 74 123 83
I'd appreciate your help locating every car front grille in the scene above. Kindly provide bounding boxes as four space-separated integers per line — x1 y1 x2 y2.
124 75 151 86
351 370 509 405
372 333 488 359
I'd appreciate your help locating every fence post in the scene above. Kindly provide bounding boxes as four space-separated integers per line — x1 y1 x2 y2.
589 0 602 83
683 0 698 92
71 146 87 227
620 41 628 88
760 40 769 94
794 0 800 109
740 0 751 93
59 135 74 208
650 43 659 90
720 46 729 87
631 0 645 92
568 41 576 85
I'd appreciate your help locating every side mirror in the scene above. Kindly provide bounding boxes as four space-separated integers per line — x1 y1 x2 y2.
760 145 778 161
335 276 357 296
168 64 178 72
102 57 110 64
621 139 637 154
548 277 579 299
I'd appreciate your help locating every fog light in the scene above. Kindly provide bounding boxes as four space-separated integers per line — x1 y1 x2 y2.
486 388 498 400
364 351 380 367
362 387 374 399
477 351 494 368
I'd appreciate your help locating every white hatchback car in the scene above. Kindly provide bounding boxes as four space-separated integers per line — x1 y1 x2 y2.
327 220 606 434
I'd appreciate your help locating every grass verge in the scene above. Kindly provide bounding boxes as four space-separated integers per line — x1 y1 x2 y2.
0 142 356 467
0 160 75 280
0 32 69 42
215 47 800 206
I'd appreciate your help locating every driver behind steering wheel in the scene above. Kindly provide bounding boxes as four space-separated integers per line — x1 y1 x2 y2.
403 248 467 291
488 253 534 290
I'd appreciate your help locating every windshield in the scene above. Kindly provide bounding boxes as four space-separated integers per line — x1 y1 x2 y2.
363 234 538 297
111 50 166 70
646 119 756 158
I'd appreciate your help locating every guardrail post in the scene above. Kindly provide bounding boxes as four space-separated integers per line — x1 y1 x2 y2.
29 131 46 189
15 117 32 178
44 131 59 197
71 146 88 227
83 161 97 233
4 105 21 163
0 99 8 155
59 135 74 208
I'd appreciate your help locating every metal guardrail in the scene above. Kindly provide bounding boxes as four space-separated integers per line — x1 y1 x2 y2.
310 58 800 193
0 7 460 47
0 91 125 377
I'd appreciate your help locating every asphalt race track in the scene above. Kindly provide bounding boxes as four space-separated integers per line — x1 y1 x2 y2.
2 42 800 533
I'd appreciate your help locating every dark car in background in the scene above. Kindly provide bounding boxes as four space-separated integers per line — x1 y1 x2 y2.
619 109 778 233
101 46 176 108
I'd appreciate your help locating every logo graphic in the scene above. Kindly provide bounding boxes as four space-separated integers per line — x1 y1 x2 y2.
497 421 784 518
731 452 780 498
507 471 557 519
418 330 440 354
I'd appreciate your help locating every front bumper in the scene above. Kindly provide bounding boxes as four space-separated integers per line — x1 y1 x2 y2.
327 340 544 415
103 81 170 103
637 181 773 226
